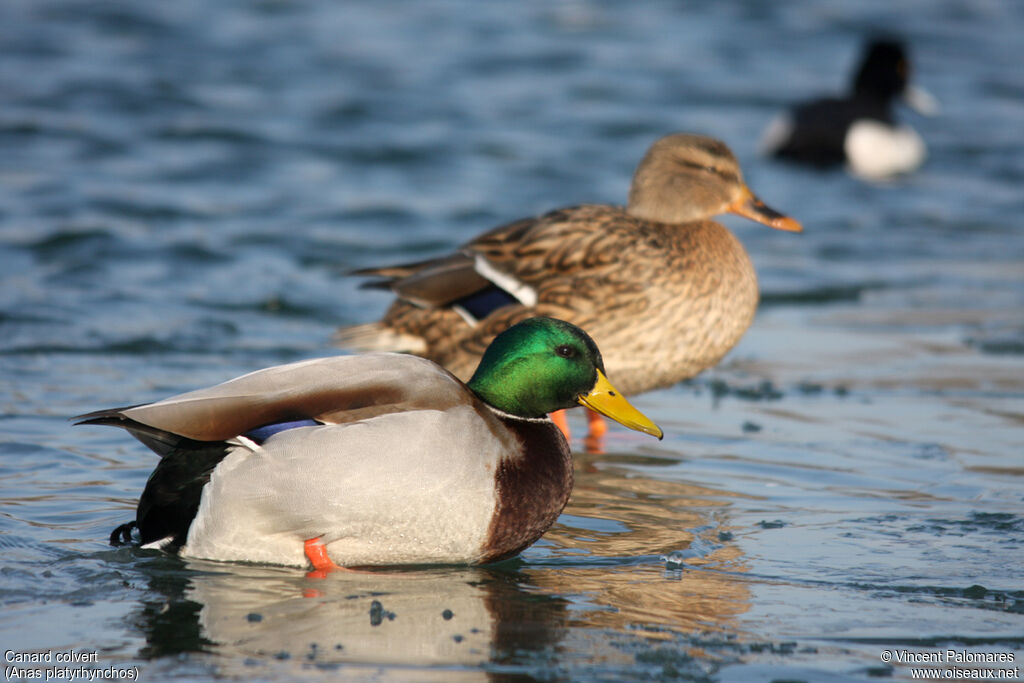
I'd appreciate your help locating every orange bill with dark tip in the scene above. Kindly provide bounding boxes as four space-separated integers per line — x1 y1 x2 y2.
728 186 803 233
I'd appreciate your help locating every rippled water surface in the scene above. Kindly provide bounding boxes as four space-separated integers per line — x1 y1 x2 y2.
2 0 1022 681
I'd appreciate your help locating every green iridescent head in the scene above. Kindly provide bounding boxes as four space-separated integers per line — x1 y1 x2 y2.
467 317 662 439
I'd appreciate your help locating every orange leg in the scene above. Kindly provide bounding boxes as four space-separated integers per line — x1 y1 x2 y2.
550 409 571 441
583 409 607 453
586 409 608 439
304 537 340 579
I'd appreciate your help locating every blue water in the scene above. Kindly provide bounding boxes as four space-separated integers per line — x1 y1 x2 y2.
2 0 1023 681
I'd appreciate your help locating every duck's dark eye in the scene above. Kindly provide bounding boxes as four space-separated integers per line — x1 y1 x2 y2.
555 344 576 359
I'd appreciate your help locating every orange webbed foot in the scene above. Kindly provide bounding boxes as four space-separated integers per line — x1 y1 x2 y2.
304 537 340 579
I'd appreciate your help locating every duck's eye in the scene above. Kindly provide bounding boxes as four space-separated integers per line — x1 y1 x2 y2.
555 344 577 359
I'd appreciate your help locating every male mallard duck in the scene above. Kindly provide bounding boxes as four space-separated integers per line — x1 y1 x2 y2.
336 133 801 437
78 317 661 571
760 37 938 180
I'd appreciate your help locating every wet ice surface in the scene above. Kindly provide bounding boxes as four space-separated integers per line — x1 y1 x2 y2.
2 0 1023 680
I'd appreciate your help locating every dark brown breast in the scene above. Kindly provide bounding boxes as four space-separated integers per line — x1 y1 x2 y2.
479 416 574 564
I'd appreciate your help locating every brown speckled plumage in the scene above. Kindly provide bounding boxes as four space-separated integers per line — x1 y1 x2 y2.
337 133 801 397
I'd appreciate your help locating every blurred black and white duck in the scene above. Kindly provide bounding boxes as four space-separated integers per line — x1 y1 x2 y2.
760 37 938 180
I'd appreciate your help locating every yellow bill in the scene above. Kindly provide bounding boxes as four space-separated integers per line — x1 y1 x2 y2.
577 370 663 440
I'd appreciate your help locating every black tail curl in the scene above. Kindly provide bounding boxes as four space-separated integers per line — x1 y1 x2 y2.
110 521 137 546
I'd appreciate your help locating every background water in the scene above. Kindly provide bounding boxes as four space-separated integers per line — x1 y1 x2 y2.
1 0 1022 681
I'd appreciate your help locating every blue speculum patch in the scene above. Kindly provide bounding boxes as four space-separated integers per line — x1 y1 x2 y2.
244 419 321 444
456 285 517 321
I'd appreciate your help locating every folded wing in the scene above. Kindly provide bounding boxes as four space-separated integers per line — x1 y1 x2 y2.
75 354 470 443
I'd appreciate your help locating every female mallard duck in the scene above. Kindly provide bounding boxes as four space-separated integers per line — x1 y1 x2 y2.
760 37 938 179
78 317 661 571
336 133 801 436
